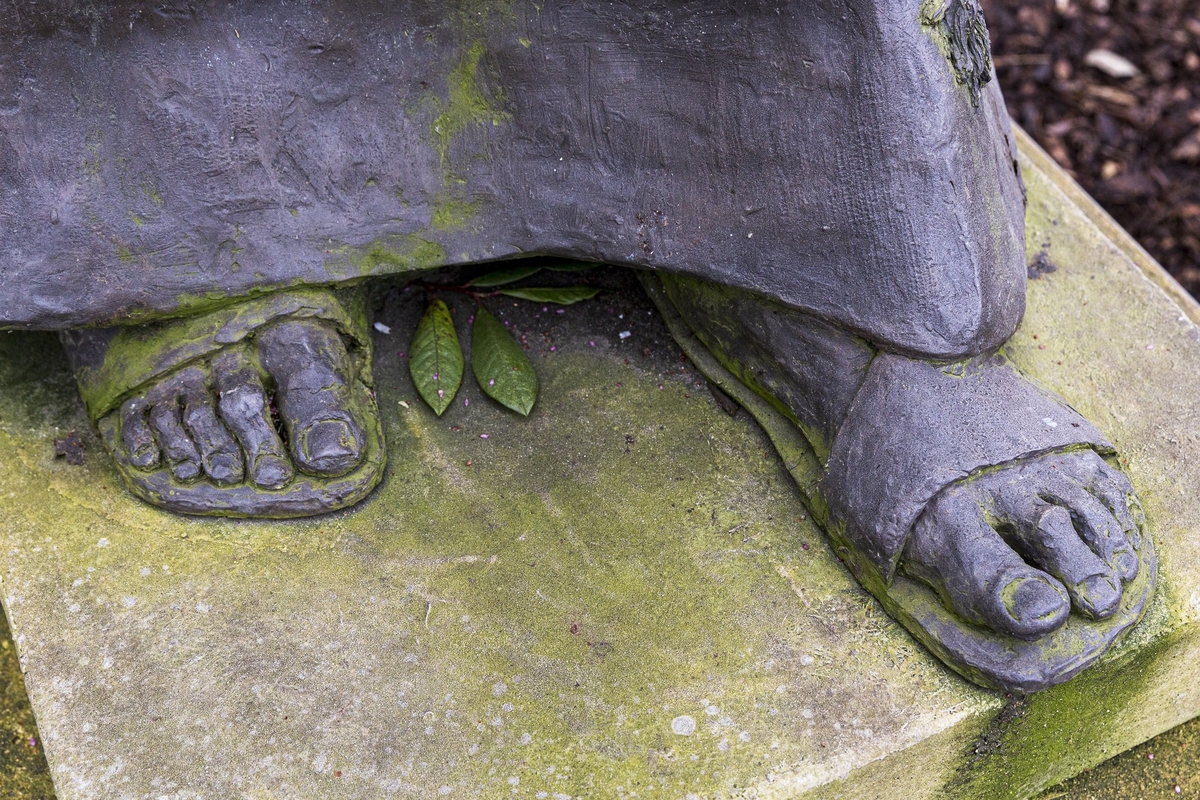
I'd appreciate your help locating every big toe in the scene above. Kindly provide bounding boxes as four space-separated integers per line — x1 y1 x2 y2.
904 491 1074 640
257 319 366 478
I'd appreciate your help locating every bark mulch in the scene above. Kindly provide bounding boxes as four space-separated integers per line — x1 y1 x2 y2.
982 0 1200 296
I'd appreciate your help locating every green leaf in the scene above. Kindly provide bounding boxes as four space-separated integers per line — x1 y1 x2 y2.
467 266 542 287
471 306 538 416
544 260 603 272
498 286 601 305
409 299 464 415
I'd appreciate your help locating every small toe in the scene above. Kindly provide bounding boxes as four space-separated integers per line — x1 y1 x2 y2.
178 367 244 486
119 397 159 470
212 348 294 490
1017 505 1122 620
1057 483 1137 582
145 382 202 482
1060 451 1143 546
1092 466 1144 548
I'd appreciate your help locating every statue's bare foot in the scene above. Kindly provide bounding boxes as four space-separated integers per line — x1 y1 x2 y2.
902 450 1141 640
644 273 1155 693
69 288 385 518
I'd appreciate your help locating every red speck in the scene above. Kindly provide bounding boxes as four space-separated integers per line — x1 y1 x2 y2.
801 543 810 550
466 460 473 466
398 352 406 358
615 382 622 387
570 623 580 635
1032 334 1039 339
335 770 342 777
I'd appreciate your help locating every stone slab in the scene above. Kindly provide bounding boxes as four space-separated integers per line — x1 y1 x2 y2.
2 134 1200 799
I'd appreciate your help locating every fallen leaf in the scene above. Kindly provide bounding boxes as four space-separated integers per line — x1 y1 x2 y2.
498 286 601 305
468 266 542 287
472 306 538 416
409 299 464 415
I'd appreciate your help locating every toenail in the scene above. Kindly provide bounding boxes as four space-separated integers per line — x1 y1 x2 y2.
301 419 361 474
253 455 293 490
171 460 201 482
130 446 159 469
1001 575 1070 631
207 453 242 485
1075 574 1122 619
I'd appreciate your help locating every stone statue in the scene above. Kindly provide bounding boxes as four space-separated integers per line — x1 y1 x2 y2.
0 0 1154 693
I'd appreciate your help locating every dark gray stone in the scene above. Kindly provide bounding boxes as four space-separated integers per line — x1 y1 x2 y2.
1 0 1024 358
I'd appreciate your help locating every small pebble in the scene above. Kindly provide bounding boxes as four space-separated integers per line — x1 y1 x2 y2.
373 322 392 334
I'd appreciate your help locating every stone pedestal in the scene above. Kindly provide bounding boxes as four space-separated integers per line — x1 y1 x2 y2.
3 133 1200 799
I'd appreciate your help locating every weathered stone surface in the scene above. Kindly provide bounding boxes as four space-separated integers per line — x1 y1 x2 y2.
2 133 1200 798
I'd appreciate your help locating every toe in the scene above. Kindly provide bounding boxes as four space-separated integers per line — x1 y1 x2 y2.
119 396 159 470
1092 465 1144 548
145 382 202 482
997 567 1073 636
1060 451 1143 547
257 320 365 477
299 418 361 475
1016 505 1122 620
212 348 294 490
904 490 1071 640
1044 480 1137 582
178 367 244 486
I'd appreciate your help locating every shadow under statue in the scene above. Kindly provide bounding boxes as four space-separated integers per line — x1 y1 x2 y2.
0 0 1154 693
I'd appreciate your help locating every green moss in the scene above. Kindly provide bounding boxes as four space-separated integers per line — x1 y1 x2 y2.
328 234 448 279
0 612 56 800
429 40 509 179
431 196 481 232
949 626 1177 798
918 0 994 103
142 183 165 207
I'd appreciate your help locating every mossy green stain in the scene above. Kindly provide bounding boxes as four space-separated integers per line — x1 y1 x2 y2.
143 183 165 208
429 40 509 179
431 197 481 232
330 235 448 279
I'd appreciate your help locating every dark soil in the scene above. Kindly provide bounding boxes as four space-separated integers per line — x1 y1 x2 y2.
982 0 1200 294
